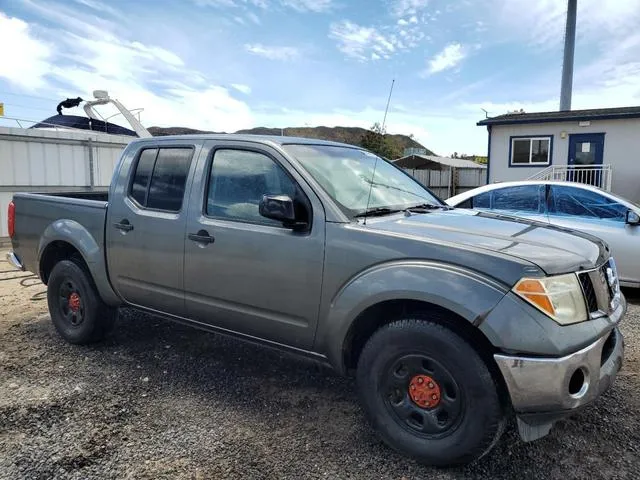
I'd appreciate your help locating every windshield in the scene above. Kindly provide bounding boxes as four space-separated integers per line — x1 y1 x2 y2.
283 144 443 217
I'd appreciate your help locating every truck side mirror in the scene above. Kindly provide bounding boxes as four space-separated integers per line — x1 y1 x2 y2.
626 210 640 225
259 194 308 230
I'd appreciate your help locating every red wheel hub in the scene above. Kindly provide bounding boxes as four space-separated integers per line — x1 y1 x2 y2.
408 374 441 408
68 292 81 312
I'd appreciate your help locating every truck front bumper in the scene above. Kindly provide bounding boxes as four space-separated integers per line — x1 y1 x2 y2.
494 322 624 441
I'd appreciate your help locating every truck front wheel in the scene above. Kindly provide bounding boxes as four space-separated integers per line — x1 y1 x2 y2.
47 259 117 344
356 318 505 466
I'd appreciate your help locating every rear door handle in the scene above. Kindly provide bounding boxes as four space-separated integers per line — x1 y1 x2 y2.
188 229 215 244
114 219 134 232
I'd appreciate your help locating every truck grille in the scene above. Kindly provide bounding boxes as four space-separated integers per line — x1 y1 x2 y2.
577 259 621 318
578 273 598 313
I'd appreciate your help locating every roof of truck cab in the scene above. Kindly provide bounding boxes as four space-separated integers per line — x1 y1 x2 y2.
131 134 361 149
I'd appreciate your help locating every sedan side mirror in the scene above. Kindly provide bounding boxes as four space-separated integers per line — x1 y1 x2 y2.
626 210 640 225
259 194 308 230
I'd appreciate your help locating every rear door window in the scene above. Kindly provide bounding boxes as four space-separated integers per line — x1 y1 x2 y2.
129 147 193 212
130 149 157 206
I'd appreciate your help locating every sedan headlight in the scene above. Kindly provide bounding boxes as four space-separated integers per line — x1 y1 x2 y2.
513 273 587 325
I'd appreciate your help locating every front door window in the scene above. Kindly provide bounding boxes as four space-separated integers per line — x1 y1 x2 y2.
568 134 605 167
573 141 597 166
567 133 605 187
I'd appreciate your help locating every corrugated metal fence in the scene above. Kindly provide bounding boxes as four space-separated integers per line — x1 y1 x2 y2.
403 168 486 199
0 126 131 237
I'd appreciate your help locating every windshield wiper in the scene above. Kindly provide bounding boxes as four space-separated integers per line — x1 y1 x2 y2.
354 207 402 218
404 203 445 213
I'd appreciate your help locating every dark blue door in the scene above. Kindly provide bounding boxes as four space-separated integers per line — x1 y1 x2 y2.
567 133 605 185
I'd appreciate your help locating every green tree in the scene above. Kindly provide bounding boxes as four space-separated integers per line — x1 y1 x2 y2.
360 123 401 159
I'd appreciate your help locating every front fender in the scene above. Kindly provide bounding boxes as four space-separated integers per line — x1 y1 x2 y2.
39 220 121 306
317 261 509 372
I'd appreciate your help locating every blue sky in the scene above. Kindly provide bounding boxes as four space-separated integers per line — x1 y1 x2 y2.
1 0 640 155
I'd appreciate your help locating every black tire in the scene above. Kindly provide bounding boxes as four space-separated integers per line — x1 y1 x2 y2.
356 318 505 467
47 258 117 344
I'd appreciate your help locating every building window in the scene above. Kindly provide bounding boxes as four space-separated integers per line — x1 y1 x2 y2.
510 137 551 166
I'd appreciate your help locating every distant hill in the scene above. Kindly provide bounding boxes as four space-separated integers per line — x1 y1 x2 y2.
147 125 435 157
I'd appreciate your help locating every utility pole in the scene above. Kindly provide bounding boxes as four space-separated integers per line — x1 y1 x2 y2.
560 0 577 111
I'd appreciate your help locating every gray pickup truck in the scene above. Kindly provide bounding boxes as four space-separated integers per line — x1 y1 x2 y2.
7 135 625 466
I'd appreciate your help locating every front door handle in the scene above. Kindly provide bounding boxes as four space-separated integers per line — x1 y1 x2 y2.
188 229 215 244
114 219 134 232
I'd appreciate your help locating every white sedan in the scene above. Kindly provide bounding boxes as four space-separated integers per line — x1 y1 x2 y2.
446 181 640 287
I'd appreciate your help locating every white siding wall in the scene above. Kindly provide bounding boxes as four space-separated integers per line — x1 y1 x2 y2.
0 126 130 237
488 117 640 203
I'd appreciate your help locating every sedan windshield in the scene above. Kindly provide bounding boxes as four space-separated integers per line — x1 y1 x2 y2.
283 144 443 217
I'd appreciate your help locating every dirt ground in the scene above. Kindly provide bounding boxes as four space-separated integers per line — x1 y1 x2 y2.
1 249 639 480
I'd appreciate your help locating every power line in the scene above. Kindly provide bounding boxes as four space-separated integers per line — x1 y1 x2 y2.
1 102 58 113
0 90 60 103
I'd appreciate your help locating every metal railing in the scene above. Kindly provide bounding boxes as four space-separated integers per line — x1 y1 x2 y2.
528 164 612 191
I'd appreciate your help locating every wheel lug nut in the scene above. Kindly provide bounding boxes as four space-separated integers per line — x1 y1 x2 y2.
428 383 434 388
417 378 423 384
432 394 437 400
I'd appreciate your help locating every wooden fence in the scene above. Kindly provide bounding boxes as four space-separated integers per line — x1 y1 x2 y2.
403 168 486 200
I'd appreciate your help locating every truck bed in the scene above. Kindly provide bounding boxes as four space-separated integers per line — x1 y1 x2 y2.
10 191 109 276
36 190 109 202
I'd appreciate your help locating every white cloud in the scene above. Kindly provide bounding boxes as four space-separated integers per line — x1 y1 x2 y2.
280 0 334 12
231 83 252 94
71 0 120 16
244 43 300 60
0 13 51 90
247 12 261 24
329 20 399 61
22 0 120 40
426 43 466 74
390 0 430 17
493 0 640 50
193 0 267 7
2 8 255 133
329 11 427 61
193 0 332 11
193 0 237 6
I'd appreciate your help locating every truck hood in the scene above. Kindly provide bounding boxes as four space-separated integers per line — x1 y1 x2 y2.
365 208 608 275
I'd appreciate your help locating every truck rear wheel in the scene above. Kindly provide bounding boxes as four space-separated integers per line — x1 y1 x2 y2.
47 259 117 344
356 318 505 466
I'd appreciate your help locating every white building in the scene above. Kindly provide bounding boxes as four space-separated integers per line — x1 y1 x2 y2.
478 106 640 204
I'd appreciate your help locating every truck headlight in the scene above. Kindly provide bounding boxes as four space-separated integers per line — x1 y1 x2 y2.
513 273 587 325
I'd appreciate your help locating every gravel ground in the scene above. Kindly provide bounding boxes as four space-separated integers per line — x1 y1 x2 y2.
1 249 639 479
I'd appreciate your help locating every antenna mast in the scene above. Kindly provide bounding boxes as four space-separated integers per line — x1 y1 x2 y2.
381 79 395 131
363 79 395 226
